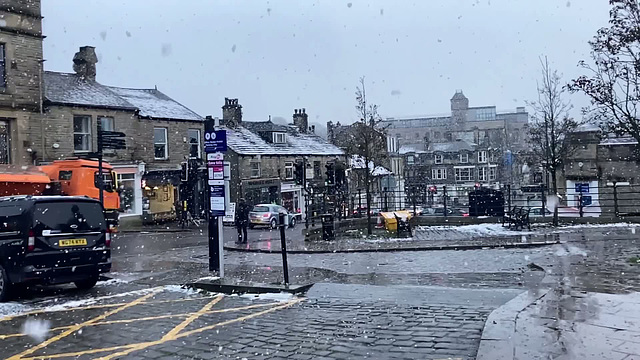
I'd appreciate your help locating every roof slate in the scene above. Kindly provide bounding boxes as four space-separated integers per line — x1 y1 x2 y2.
44 71 202 121
226 122 344 156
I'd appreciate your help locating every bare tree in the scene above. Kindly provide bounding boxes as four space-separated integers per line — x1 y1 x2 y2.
569 0 640 149
528 56 580 195
343 77 388 235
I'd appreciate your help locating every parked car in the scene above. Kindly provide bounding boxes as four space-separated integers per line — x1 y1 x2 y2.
529 207 553 217
0 196 112 301
249 204 302 229
422 207 467 216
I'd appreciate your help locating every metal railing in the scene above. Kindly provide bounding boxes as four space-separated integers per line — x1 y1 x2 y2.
302 183 640 225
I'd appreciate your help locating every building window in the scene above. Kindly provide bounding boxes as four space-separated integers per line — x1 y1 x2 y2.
434 154 443 164
250 162 261 178
432 168 446 180
98 116 114 132
489 167 497 181
478 150 487 163
455 168 473 182
407 155 414 165
489 151 498 163
188 129 201 158
475 108 496 121
73 115 92 152
0 44 6 89
459 153 469 163
478 167 488 181
285 161 294 180
273 132 286 144
154 127 168 160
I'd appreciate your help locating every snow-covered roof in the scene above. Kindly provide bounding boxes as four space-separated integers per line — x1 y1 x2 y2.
429 140 476 152
107 87 203 121
599 136 638 146
44 71 202 121
398 143 426 154
575 123 601 132
225 122 344 156
350 155 392 176
44 71 135 110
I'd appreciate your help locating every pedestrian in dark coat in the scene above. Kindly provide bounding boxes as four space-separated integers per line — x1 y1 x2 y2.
235 199 249 243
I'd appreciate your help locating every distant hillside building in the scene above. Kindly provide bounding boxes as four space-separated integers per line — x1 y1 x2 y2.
382 90 529 204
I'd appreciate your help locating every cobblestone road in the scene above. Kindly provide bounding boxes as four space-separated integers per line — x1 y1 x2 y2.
0 283 501 360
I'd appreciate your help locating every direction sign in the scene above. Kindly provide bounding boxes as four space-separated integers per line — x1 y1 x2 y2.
204 130 227 153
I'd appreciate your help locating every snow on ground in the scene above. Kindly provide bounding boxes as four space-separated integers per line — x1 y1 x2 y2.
240 292 295 302
417 223 534 236
0 302 31 318
163 284 202 295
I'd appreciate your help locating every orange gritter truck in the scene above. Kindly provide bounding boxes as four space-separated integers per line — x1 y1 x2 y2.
0 159 120 225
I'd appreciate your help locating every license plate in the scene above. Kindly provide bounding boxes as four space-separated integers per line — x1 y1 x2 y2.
59 238 87 247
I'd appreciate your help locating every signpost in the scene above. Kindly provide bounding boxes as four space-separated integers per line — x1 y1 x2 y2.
204 117 227 276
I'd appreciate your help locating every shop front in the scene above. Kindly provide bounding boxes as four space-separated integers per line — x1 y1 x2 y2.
112 162 145 217
141 169 181 223
281 182 303 218
241 178 281 206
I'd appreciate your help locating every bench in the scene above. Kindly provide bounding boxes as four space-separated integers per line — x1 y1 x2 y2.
502 206 531 230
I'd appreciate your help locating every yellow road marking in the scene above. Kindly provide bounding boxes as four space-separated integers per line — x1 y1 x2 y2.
176 298 304 339
21 345 137 360
7 290 160 360
0 301 280 340
0 294 217 323
92 295 224 360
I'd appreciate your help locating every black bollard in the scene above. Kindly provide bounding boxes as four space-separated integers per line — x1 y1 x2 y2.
278 213 290 286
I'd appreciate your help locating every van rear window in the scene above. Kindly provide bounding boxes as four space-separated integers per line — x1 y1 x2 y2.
33 202 105 233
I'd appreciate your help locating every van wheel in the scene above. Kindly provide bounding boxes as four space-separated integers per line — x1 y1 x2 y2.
74 276 98 290
0 265 11 302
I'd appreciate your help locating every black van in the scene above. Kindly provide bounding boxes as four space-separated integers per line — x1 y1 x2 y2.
0 196 112 300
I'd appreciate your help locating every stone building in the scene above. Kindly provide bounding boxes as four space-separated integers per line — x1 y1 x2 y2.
220 98 344 219
0 0 43 165
561 126 640 216
383 90 529 203
33 46 203 221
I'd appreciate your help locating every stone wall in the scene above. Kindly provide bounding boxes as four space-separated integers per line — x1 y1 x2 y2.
33 105 204 168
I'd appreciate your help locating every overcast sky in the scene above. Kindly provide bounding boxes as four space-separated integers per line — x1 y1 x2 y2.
41 0 610 124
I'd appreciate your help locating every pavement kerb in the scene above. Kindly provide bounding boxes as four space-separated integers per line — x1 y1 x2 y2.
119 229 191 233
223 240 560 254
475 284 553 360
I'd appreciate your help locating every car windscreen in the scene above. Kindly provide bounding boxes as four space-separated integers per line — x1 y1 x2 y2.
252 206 269 212
32 201 106 233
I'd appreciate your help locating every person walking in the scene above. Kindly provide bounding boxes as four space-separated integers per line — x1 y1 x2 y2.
235 198 249 243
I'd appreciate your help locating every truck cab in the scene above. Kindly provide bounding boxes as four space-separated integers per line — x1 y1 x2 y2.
40 159 120 224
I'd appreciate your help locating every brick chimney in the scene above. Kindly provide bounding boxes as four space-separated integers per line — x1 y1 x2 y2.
72 46 98 81
293 108 308 133
222 98 242 127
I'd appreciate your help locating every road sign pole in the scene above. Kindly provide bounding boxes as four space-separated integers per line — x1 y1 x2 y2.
204 116 227 276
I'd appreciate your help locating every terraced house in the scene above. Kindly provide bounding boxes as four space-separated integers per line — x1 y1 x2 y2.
32 46 204 222
219 98 344 220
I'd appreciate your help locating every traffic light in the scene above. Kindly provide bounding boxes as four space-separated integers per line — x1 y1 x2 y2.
180 162 188 182
325 162 335 185
335 163 346 187
293 161 304 185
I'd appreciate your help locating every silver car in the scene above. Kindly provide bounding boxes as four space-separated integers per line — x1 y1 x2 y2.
249 204 302 229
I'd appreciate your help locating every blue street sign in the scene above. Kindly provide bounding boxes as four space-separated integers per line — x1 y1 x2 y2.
575 183 590 193
204 130 227 153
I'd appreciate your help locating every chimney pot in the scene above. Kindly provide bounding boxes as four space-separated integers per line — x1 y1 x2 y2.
72 46 98 81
